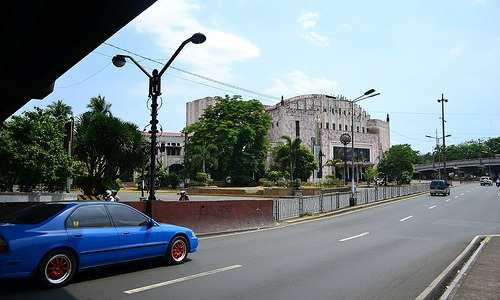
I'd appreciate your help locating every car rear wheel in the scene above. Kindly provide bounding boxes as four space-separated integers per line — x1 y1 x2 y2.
167 236 189 265
37 250 76 288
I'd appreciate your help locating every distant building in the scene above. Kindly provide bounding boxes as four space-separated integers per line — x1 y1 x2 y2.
143 131 185 173
185 94 391 182
267 94 390 182
186 96 216 126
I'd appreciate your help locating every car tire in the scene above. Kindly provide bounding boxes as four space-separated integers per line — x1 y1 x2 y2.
167 236 189 265
37 249 76 288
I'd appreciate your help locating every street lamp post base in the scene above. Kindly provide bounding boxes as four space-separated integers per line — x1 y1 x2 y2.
349 196 357 207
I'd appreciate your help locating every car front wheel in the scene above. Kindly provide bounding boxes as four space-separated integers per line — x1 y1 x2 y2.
167 236 189 265
37 250 76 288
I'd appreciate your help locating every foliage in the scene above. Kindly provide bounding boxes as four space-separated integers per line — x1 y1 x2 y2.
184 95 272 185
272 136 317 182
325 159 343 180
363 166 378 186
87 95 112 116
378 144 419 184
73 96 146 195
0 108 73 192
47 100 73 121
195 172 209 184
400 171 412 184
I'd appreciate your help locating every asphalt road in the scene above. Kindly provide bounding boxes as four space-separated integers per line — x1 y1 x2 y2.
2 183 500 300
117 191 266 202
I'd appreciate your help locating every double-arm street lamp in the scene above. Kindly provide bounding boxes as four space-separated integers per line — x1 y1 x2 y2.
425 130 451 179
348 89 380 206
112 33 206 217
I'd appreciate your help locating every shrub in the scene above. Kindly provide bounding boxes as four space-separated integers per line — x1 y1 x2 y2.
195 172 209 184
166 173 180 188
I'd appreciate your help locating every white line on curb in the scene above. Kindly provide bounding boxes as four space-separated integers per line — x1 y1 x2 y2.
428 205 437 210
339 232 369 242
123 265 243 294
400 216 413 222
454 196 459 198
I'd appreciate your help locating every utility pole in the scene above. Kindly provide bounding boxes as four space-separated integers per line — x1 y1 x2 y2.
438 93 448 181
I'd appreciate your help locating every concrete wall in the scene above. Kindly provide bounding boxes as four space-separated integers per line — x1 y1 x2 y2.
0 192 77 203
128 200 276 234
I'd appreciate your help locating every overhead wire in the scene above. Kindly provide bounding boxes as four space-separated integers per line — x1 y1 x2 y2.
102 42 280 103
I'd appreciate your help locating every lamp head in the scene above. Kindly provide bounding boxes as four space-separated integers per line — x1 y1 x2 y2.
112 55 126 67
190 33 206 44
364 89 376 96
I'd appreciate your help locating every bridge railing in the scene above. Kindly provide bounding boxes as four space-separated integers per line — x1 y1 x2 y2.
273 184 429 221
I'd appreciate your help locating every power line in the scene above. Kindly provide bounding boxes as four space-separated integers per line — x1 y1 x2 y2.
102 42 280 102
55 63 111 89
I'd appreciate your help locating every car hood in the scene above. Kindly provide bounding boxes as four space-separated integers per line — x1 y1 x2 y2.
158 223 194 235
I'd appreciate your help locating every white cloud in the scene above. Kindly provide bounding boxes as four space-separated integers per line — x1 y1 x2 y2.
303 32 329 47
472 0 487 5
133 0 260 80
266 70 339 97
448 46 464 57
297 12 319 29
296 12 329 47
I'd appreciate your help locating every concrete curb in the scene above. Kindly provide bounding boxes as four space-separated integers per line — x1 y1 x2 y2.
196 224 279 238
416 235 500 300
284 191 429 224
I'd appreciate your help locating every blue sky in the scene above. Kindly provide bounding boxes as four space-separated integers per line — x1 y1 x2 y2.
16 0 500 153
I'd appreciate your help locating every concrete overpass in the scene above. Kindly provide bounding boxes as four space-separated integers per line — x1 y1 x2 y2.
415 156 500 178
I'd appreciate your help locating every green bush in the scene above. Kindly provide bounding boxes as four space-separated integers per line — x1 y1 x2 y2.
400 171 412 185
166 173 180 188
195 172 209 184
258 178 273 187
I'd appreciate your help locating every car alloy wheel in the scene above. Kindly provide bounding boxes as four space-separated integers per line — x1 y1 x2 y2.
169 237 188 264
45 254 72 284
39 250 76 288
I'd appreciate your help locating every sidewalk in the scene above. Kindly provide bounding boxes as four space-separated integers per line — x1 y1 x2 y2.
452 236 500 299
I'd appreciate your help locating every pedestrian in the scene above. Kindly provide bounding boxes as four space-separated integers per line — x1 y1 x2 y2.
112 190 120 202
104 190 115 202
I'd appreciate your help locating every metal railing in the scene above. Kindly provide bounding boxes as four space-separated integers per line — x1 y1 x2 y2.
273 184 429 221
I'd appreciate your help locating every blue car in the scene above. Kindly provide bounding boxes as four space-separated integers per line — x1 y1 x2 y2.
0 202 198 288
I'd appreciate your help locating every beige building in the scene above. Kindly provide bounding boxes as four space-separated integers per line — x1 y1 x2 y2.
143 132 185 172
185 94 391 182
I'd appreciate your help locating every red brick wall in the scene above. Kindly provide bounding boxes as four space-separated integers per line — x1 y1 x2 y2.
127 200 276 234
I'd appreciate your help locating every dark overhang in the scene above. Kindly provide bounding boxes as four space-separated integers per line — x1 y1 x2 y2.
0 0 157 122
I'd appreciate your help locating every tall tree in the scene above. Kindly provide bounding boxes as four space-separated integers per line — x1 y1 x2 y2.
47 100 73 121
74 98 146 195
0 108 73 192
378 144 419 184
272 136 317 182
189 143 218 174
184 95 272 185
87 95 112 116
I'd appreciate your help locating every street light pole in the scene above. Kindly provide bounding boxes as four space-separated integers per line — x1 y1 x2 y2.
112 33 206 217
349 89 380 206
425 130 451 179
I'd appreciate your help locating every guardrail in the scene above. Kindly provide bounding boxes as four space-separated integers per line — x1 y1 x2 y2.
273 184 429 221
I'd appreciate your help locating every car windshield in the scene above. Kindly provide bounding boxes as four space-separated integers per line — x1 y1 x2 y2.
430 181 446 188
0 204 68 224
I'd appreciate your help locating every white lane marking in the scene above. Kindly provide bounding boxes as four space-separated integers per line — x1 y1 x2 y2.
454 196 459 199
460 193 465 196
428 205 437 210
339 232 370 242
123 265 243 294
400 216 413 222
445 199 450 202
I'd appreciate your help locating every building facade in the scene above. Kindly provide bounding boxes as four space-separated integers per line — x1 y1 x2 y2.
143 132 185 173
184 94 391 182
266 94 390 181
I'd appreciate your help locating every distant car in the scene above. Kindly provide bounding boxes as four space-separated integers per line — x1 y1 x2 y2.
480 176 493 186
0 202 198 288
430 180 450 196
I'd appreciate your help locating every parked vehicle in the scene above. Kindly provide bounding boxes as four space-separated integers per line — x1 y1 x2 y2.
0 202 198 288
430 180 450 196
480 176 493 186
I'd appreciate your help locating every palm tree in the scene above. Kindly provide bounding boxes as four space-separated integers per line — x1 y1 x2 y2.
87 95 112 116
325 158 343 180
280 135 302 182
47 100 72 121
190 143 218 174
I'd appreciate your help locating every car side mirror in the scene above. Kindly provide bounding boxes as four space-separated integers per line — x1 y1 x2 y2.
146 219 155 228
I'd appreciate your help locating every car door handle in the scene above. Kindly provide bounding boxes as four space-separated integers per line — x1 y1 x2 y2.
73 234 83 238
123 232 130 235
